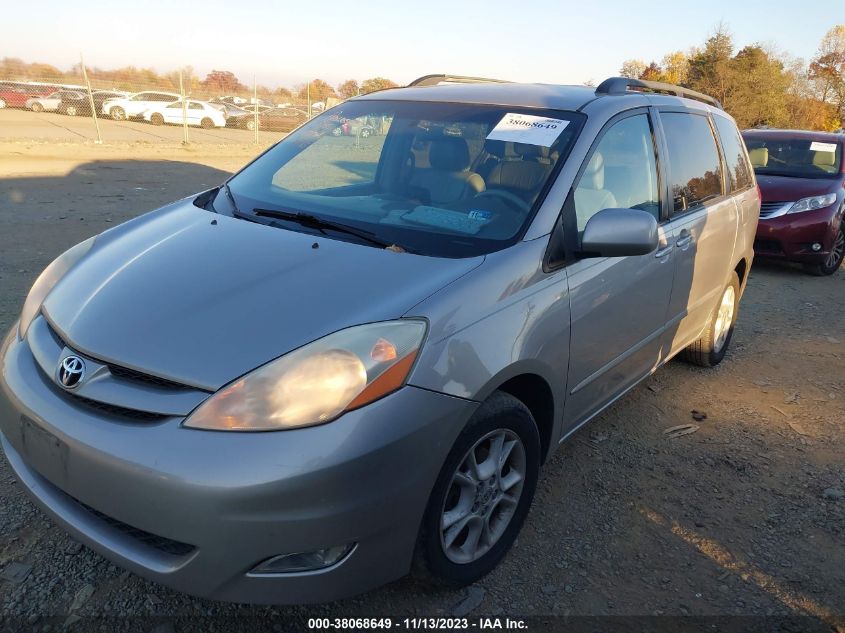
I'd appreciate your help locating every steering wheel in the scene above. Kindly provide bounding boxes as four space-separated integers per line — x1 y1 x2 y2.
473 189 530 214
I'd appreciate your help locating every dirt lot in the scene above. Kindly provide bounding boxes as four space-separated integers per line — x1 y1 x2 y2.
0 142 843 632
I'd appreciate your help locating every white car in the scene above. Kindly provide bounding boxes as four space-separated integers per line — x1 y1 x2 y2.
102 91 181 120
25 91 63 113
142 100 226 128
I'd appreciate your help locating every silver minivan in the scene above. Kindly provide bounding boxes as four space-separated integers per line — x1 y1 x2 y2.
0 76 759 604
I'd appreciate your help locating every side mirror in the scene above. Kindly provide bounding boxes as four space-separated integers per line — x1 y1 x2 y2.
580 208 659 258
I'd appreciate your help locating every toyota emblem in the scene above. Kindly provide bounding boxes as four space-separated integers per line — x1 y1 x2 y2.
58 355 86 389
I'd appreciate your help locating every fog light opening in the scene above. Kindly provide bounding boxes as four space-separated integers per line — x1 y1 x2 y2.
811 242 822 252
250 543 356 574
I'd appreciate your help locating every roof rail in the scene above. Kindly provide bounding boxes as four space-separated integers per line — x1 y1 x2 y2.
408 74 510 87
595 77 722 109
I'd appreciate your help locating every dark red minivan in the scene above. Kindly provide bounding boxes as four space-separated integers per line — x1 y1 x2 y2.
742 129 845 275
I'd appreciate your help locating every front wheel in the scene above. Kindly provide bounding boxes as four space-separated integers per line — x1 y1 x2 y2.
245 119 257 131
150 112 164 126
802 228 844 276
200 117 214 129
415 391 540 587
110 106 126 121
64 105 78 116
31 102 44 113
681 272 740 367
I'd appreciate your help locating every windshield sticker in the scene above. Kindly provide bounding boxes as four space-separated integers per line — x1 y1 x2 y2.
810 141 837 153
402 206 491 234
486 113 569 147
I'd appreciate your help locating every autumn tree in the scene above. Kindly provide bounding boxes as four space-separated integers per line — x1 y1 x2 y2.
337 79 359 99
640 62 662 81
619 59 646 79
298 79 336 102
809 25 845 121
201 70 246 95
360 77 398 94
661 51 689 85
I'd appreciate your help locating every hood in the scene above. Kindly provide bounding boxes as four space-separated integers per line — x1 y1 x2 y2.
43 202 482 390
756 173 842 203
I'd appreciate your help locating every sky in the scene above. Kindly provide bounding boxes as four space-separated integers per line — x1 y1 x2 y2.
2 0 842 89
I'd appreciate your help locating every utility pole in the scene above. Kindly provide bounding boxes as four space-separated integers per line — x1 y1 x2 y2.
179 71 189 145
80 53 102 144
253 75 259 145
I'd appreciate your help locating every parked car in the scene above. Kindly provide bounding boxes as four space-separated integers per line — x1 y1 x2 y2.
91 90 129 113
211 103 254 128
25 91 64 113
56 91 93 116
0 76 757 604
241 103 274 115
0 82 53 109
743 129 845 275
143 100 226 128
247 107 307 132
331 115 376 137
102 91 181 120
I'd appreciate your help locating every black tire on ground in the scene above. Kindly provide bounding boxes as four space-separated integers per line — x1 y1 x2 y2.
414 391 541 587
111 107 126 121
331 127 342 136
360 128 371 138
245 119 257 131
31 102 44 113
681 271 741 367
150 113 164 126
64 105 77 116
802 227 844 276
200 117 214 129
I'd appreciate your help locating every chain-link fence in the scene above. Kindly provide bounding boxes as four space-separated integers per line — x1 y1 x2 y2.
0 58 352 146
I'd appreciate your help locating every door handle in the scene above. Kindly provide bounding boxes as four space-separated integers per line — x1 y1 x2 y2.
654 244 673 259
676 230 693 249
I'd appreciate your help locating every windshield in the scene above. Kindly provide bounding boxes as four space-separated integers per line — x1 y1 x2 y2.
223 100 583 257
744 136 842 179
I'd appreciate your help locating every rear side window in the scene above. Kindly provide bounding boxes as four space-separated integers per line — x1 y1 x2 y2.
713 116 753 191
661 112 723 214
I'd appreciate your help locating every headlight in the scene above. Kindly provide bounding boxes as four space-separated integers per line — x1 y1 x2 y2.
18 237 96 340
183 320 427 431
788 193 837 214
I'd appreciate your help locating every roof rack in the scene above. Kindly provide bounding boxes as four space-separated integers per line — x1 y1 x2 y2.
595 77 722 109
408 74 511 87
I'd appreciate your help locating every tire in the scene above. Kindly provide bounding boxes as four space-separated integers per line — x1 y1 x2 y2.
111 106 126 121
64 105 78 117
150 113 164 126
0 98 6 109
245 119 257 131
31 102 44 113
200 117 214 129
681 272 741 367
360 127 371 138
802 227 844 276
331 127 342 137
415 391 540 587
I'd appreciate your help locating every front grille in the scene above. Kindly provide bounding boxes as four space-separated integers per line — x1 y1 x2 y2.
72 496 196 557
107 364 191 391
759 201 788 219
63 391 169 421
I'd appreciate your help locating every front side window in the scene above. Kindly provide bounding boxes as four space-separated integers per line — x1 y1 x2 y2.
573 113 660 236
131 93 149 101
742 135 842 178
224 100 584 258
661 112 723 214
713 115 753 191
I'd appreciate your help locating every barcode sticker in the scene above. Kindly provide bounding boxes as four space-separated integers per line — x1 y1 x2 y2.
486 113 569 147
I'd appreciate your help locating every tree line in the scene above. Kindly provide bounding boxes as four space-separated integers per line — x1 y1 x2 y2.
0 58 398 104
618 24 845 131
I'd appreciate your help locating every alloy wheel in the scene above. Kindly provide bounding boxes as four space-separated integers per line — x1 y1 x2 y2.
440 429 526 564
825 230 844 271
713 285 736 353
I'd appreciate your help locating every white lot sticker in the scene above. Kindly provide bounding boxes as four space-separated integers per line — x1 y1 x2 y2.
810 141 838 153
486 113 569 147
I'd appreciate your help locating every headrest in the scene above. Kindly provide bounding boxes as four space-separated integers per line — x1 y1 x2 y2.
514 143 550 159
748 147 768 167
429 137 471 171
487 160 547 193
580 152 605 190
484 139 506 158
812 150 836 167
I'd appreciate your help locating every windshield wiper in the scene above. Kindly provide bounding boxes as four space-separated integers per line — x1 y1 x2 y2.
252 208 408 251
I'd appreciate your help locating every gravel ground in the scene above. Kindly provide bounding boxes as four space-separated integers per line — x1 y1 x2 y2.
0 142 843 632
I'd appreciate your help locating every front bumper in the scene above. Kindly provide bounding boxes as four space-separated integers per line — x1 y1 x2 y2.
0 327 476 603
754 204 841 263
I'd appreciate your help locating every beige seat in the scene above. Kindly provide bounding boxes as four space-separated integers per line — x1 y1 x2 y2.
409 138 485 205
812 149 837 173
748 147 768 168
486 143 552 197
574 152 617 231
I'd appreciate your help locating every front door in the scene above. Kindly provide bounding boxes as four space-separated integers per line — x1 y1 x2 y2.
563 110 675 433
